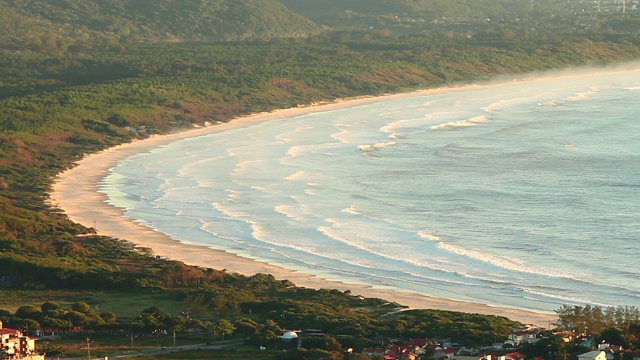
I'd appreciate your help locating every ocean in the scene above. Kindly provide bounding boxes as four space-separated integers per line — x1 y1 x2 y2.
99 67 640 314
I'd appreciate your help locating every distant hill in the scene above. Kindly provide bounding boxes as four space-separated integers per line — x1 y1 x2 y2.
278 0 512 18
278 0 640 35
0 0 323 49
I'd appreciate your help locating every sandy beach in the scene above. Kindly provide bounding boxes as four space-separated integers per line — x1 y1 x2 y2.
50 87 558 327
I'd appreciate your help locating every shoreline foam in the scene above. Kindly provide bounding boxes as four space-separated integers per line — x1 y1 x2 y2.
50 85 559 326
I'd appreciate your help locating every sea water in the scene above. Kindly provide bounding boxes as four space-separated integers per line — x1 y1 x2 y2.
100 68 640 314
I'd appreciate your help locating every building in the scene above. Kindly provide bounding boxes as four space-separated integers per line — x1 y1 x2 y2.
362 347 386 357
508 329 539 345
0 320 38 359
434 347 460 360
578 350 608 360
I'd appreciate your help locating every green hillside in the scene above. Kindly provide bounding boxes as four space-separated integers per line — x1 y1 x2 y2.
0 0 322 50
279 0 512 17
279 0 640 35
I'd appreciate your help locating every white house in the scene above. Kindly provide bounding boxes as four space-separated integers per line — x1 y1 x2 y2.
508 329 538 345
578 350 607 360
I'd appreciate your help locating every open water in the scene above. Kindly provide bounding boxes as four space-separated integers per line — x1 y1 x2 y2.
100 67 640 314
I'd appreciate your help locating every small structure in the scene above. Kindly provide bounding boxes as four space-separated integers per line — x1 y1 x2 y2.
281 330 299 342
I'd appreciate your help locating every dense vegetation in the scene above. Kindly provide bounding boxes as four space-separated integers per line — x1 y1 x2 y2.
280 0 640 35
0 0 639 358
0 0 321 49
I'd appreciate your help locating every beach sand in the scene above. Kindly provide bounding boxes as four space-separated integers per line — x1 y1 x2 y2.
50 88 558 327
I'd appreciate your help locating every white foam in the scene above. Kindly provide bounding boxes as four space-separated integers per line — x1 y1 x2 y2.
381 112 454 133
330 128 351 143
316 224 475 276
215 198 251 218
286 143 342 157
358 141 396 152
275 205 305 221
342 205 360 215
541 87 599 106
437 240 579 280
482 90 557 112
286 171 308 181
418 231 442 241
431 115 490 130
521 288 612 308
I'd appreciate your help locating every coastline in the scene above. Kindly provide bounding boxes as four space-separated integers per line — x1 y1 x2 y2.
50 86 558 326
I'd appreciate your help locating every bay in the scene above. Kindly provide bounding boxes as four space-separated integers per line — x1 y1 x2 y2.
100 67 640 313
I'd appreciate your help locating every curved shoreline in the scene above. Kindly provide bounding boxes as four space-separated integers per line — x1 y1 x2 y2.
50 84 563 326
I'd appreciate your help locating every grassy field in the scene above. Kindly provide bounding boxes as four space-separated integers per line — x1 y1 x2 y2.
138 349 278 359
39 333 245 358
0 288 211 321
0 289 83 312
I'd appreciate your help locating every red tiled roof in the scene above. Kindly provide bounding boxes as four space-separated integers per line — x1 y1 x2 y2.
410 338 430 347
387 345 413 356
513 330 537 335
0 328 19 335
505 352 526 360
363 347 386 354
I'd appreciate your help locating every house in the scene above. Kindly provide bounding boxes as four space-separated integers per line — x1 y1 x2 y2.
409 338 431 348
508 329 539 345
578 350 607 360
600 345 624 360
386 345 418 360
0 320 38 358
362 347 386 357
504 352 526 360
434 347 460 360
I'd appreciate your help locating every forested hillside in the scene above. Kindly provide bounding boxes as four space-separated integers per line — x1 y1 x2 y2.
0 0 322 50
279 0 640 35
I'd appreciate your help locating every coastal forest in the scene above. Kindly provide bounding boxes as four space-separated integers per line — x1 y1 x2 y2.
1 0 640 359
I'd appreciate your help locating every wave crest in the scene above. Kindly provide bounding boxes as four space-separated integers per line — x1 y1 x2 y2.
431 115 490 130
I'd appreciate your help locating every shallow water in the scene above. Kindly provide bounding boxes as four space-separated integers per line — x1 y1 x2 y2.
100 68 640 313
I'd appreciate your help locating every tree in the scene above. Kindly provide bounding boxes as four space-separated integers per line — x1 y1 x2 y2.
40 301 61 313
234 318 259 336
211 319 235 340
15 305 42 320
183 294 210 319
100 312 117 324
71 302 92 314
